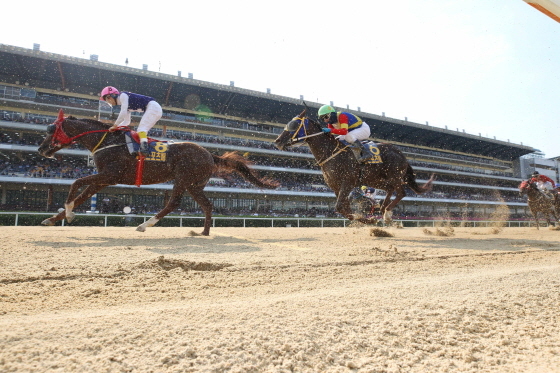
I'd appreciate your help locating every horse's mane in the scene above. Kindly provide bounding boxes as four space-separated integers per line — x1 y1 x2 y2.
66 116 113 129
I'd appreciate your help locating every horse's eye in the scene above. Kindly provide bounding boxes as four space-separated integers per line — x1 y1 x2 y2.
46 125 55 134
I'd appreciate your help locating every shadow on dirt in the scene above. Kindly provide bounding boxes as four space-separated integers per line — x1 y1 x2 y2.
32 234 269 254
397 237 559 252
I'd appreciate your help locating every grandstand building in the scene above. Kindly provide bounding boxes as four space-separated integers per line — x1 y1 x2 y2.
0 43 548 221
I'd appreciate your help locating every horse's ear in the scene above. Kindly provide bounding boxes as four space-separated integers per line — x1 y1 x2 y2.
298 108 307 118
56 109 64 124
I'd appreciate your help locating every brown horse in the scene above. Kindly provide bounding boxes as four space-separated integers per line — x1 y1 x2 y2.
519 180 559 229
38 110 278 235
274 110 434 224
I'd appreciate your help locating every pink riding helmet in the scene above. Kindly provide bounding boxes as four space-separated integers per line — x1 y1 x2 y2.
100 86 120 101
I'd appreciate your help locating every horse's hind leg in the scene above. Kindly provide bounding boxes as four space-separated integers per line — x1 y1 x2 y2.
382 187 406 225
42 184 106 226
136 185 187 232
185 185 213 236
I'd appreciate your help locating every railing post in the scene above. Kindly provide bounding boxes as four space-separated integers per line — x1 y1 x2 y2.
15 213 18 226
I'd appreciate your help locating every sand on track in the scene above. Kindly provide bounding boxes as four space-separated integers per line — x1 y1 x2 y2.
1 225 559 372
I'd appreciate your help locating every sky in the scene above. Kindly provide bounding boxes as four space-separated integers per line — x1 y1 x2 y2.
3 0 559 157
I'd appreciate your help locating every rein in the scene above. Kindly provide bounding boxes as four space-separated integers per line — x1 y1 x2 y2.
52 126 110 146
51 119 130 153
317 143 349 167
291 132 324 143
289 116 349 167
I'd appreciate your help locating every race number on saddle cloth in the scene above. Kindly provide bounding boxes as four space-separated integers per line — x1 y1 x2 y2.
99 86 163 154
124 132 169 162
317 105 374 162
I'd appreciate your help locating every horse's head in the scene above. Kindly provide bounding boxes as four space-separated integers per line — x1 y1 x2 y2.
519 180 537 196
38 109 109 158
274 108 323 150
38 109 72 158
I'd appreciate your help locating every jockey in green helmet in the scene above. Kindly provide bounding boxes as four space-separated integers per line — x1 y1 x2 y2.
318 104 374 162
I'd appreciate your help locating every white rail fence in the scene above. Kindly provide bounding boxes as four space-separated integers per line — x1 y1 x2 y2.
0 212 536 228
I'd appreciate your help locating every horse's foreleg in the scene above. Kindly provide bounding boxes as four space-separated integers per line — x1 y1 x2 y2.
62 174 118 223
530 208 540 230
42 184 107 226
136 185 187 233
335 189 376 224
335 192 355 220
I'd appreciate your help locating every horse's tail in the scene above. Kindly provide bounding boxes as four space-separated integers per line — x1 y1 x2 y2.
405 164 435 194
213 152 279 189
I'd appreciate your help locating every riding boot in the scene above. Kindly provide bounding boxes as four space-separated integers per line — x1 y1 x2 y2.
353 140 374 162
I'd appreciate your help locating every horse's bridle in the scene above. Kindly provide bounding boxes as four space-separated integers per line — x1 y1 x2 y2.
284 116 349 166
47 119 111 147
284 117 312 146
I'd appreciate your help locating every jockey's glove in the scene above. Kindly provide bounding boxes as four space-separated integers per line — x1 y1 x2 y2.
321 128 331 133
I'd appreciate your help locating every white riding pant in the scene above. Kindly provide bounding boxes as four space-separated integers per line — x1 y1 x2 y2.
137 101 163 133
537 181 553 191
336 122 371 143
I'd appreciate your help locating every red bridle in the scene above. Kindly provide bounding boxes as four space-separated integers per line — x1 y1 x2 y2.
48 109 111 146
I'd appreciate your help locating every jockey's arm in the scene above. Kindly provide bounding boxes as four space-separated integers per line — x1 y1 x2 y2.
328 113 349 135
114 93 131 127
541 175 555 184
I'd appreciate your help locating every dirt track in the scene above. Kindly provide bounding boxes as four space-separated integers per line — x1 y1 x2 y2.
1 226 559 372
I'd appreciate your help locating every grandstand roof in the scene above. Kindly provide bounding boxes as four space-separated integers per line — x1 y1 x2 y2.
0 44 536 161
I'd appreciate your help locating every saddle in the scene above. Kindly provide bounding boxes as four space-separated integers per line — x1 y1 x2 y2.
124 131 162 155
339 139 383 164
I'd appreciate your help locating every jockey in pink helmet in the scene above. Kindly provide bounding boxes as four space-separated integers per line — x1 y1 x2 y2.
100 86 120 99
100 86 163 155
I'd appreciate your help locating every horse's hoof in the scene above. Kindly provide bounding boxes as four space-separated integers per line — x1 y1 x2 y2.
66 212 76 223
365 217 378 225
41 218 55 226
136 225 146 232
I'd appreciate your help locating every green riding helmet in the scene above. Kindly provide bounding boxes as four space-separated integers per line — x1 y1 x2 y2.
318 105 336 120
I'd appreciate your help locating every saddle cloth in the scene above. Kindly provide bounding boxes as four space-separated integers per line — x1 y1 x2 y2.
124 132 169 162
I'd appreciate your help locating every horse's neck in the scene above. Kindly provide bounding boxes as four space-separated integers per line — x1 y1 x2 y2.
65 121 108 150
306 137 340 163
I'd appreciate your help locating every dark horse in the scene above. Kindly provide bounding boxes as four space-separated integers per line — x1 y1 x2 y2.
38 110 278 235
274 109 434 224
519 180 559 229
